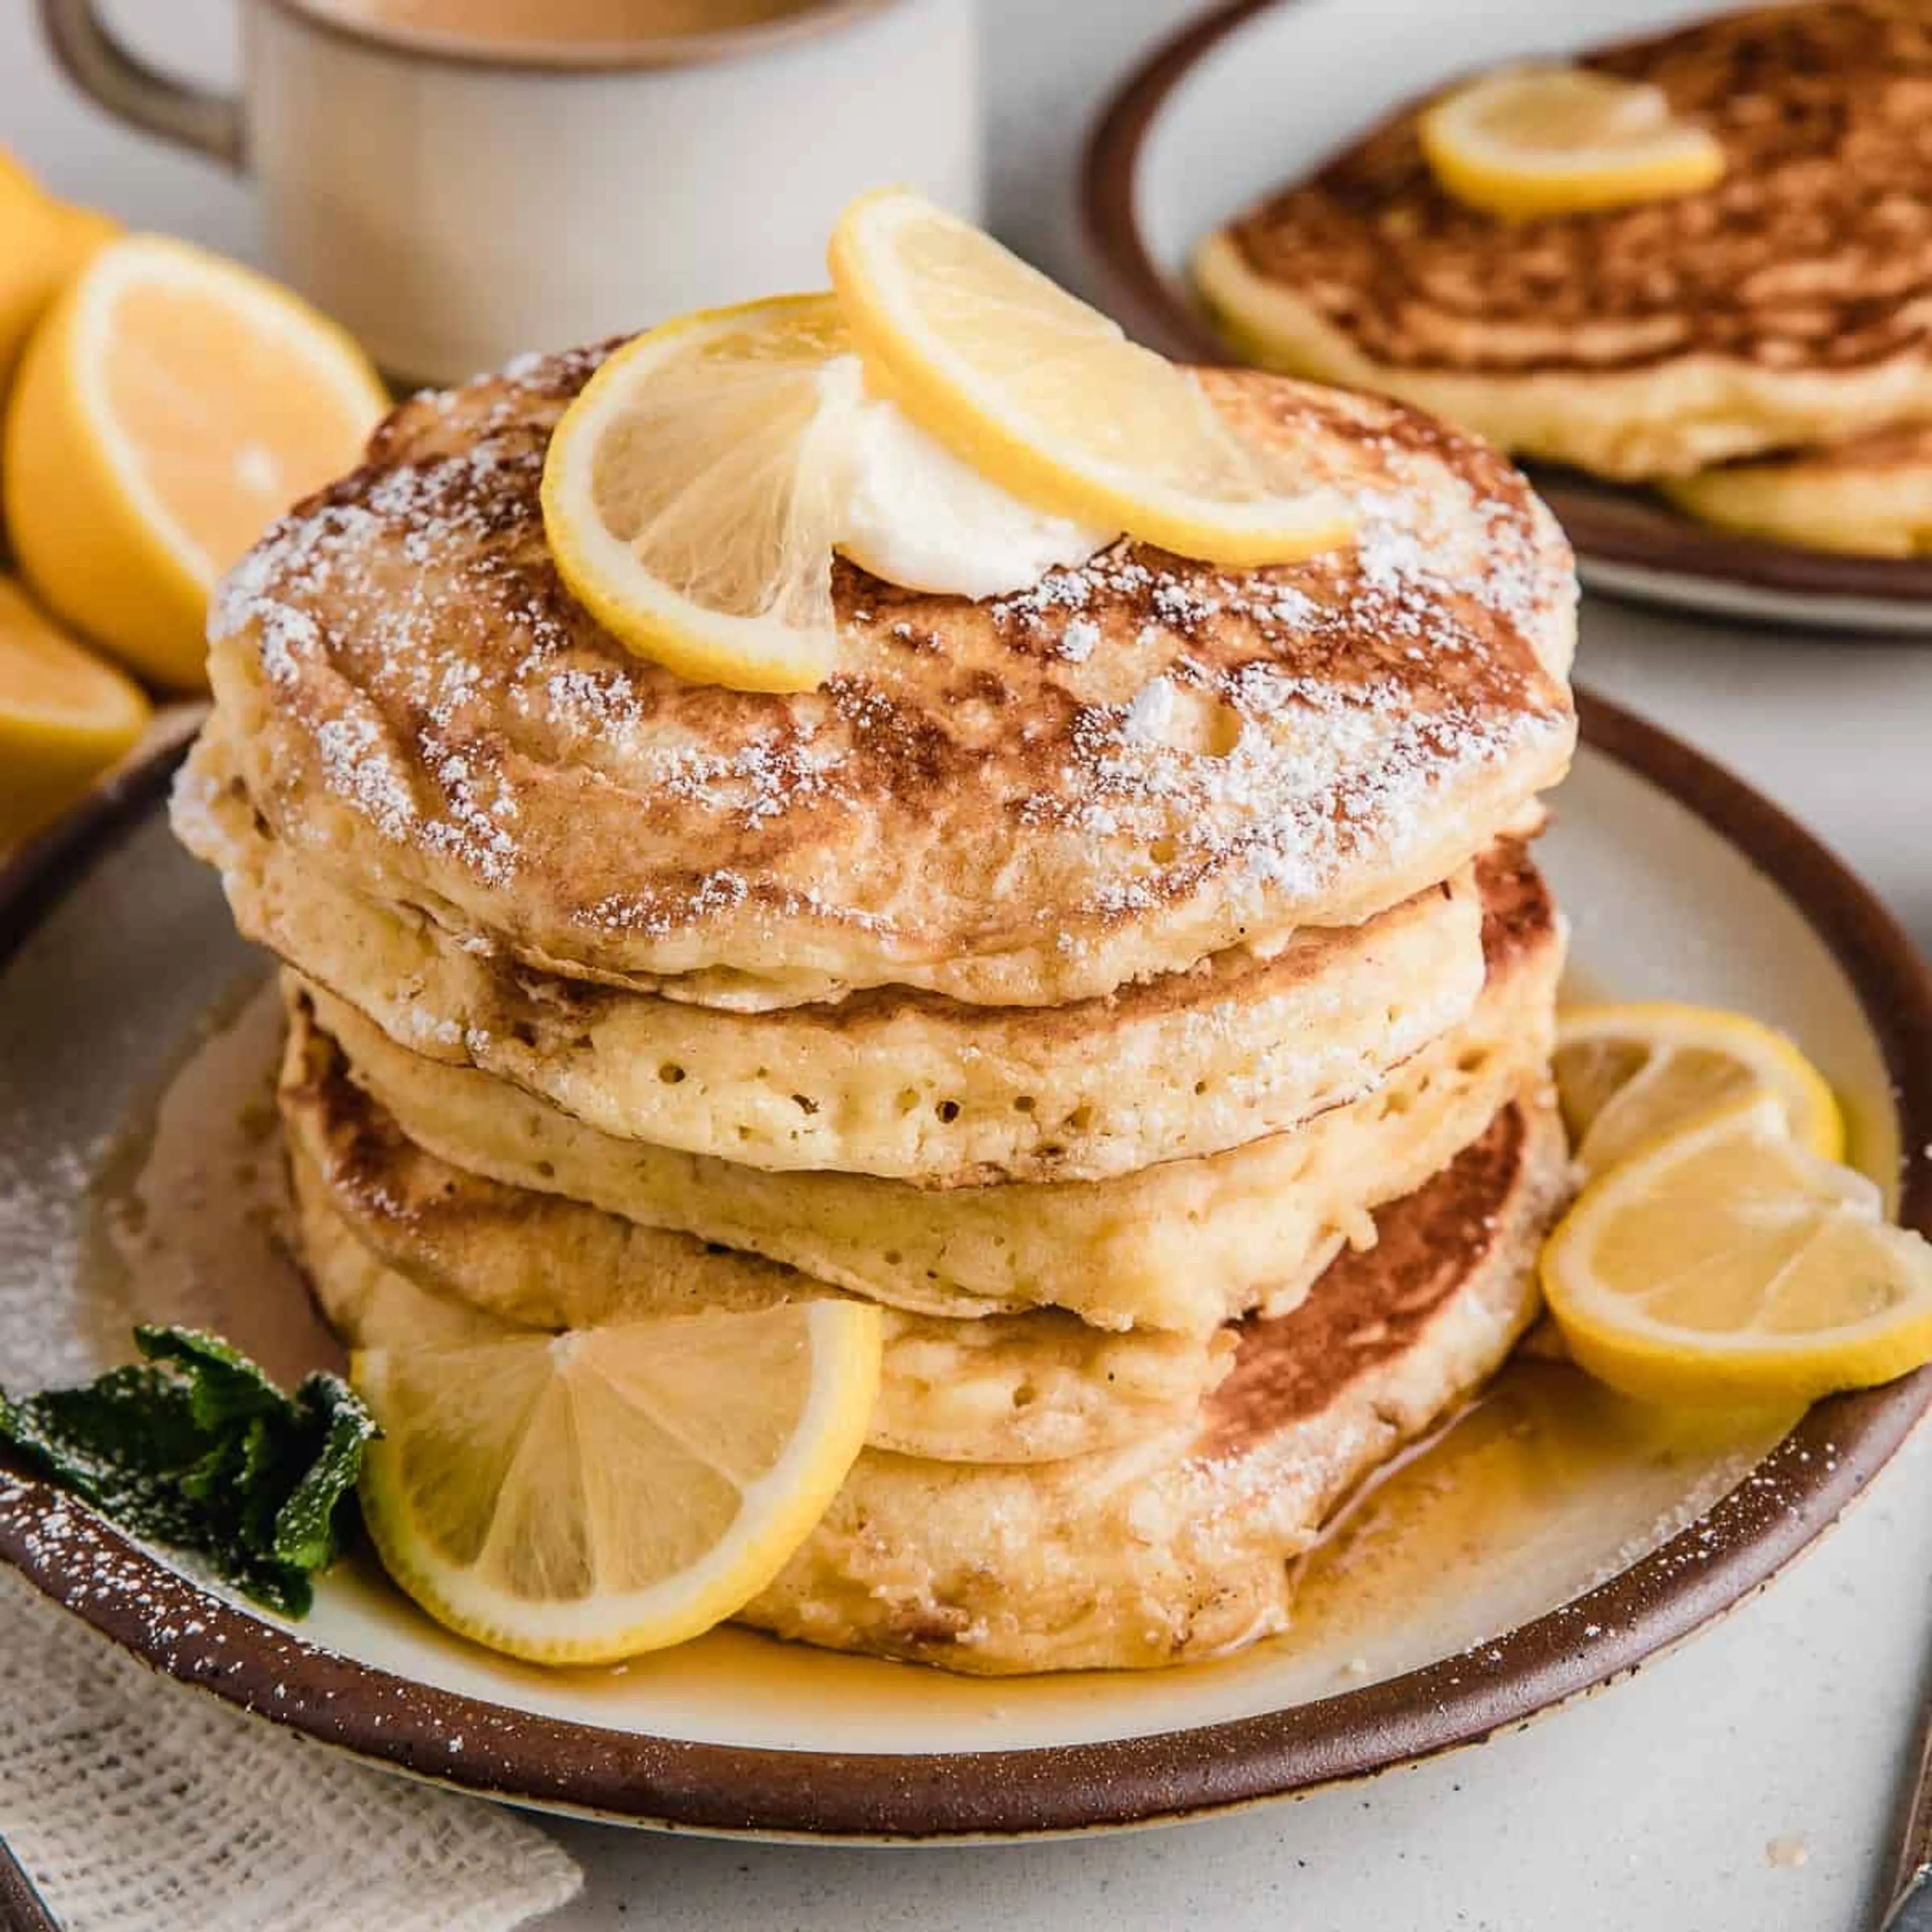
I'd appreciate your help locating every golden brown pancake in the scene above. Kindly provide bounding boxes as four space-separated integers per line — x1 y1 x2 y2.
743 1090 1569 1673
1662 419 1932 552
1197 1 1932 479
187 733 1496 1184
293 841 1562 1336
179 352 1575 1010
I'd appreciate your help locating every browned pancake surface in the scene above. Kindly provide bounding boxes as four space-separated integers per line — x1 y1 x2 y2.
1205 1100 1527 1453
193 353 1573 1005
1232 1 1932 377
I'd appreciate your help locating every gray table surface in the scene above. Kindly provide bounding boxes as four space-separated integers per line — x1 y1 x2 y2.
7 4 1932 1927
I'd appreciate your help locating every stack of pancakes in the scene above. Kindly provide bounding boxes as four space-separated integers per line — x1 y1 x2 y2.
1196 0 1932 555
174 347 1581 1673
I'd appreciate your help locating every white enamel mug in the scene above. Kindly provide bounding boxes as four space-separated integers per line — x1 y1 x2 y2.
38 0 982 383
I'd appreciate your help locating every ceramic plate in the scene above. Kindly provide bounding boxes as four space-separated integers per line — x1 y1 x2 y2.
2 693 1929 1841
1083 0 1932 635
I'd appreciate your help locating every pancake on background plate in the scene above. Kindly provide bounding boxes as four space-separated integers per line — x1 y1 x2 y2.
1661 421 1932 557
1196 0 1932 554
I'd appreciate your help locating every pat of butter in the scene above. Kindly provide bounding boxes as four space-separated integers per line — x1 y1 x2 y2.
823 356 1113 599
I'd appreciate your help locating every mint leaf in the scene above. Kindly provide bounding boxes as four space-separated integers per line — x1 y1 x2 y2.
275 1375 376 1575
0 1328 377 1617
136 1326 288 1428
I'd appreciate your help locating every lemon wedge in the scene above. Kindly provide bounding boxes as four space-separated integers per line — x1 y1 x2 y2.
4 234 388 690
1554 1001 1843 1179
0 151 114 398
354 1301 881 1663
541 294 857 693
1419 65 1726 221
0 575 150 850
828 188 1357 567
1542 1094 1932 1408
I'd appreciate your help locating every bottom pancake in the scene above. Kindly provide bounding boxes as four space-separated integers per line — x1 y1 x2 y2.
1660 422 1932 557
280 1005 1236 1467
742 1090 1569 1674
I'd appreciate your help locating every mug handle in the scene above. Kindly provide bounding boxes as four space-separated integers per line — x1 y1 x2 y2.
38 0 245 171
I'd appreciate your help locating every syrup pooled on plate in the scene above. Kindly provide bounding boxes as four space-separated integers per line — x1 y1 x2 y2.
1285 1354 1793 1675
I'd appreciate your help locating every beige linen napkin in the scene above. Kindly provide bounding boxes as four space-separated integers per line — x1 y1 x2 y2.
0 1567 582 1932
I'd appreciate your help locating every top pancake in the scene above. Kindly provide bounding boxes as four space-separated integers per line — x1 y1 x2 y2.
193 349 1575 1009
1198 1 1932 480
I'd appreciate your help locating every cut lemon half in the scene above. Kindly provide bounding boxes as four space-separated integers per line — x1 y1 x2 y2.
1419 66 1726 221
1542 1094 1932 1408
0 152 117 399
828 188 1357 567
542 294 856 693
0 575 150 849
353 1300 881 1663
1554 1001 1843 1179
4 234 388 689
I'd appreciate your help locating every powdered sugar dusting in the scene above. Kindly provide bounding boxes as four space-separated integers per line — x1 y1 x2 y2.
199 346 1574 999
974 404 1577 936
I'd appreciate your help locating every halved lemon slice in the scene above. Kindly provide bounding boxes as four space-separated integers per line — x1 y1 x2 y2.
354 1301 881 1663
1419 66 1726 221
4 234 388 689
828 188 1357 567
0 575 150 849
1554 1001 1843 1178
542 294 857 693
1542 1094 1932 1408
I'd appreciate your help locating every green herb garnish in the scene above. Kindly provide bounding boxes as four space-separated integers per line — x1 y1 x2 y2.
0 1325 376 1616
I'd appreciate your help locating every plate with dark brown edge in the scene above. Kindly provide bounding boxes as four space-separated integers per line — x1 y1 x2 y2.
1082 0 1932 636
0 689 1928 1842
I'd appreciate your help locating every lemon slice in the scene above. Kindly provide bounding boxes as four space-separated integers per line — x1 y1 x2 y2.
1542 1094 1932 1408
354 1301 881 1663
0 575 150 849
542 294 858 693
4 234 388 690
828 188 1357 567
1419 66 1726 221
1554 1001 1843 1178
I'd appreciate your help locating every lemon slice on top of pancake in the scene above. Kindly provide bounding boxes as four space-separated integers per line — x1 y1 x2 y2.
543 197 1358 692
1420 65 1725 220
354 1299 881 1663
541 295 857 693
829 189 1356 567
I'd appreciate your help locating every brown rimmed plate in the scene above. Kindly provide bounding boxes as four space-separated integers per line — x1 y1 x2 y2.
1083 0 1932 635
0 691 1928 1841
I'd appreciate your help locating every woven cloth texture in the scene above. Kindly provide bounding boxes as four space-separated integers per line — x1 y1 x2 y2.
0 1566 582 1932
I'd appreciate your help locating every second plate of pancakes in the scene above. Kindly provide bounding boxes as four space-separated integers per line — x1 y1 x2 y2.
2 690 1927 1838
1085 0 1932 634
